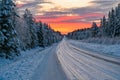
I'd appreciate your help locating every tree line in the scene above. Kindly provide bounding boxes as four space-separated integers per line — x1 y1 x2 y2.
0 0 63 59
67 4 120 40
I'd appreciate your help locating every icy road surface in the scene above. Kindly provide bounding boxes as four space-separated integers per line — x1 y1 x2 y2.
57 39 120 80
31 44 67 80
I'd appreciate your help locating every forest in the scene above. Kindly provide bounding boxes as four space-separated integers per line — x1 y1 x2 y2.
0 0 63 59
67 4 120 44
0 0 120 59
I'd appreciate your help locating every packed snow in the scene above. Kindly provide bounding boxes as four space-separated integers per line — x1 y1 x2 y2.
0 39 120 80
69 40 120 57
57 39 120 80
31 44 67 80
0 47 44 80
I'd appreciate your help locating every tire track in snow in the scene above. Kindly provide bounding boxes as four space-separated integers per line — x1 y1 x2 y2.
57 39 120 80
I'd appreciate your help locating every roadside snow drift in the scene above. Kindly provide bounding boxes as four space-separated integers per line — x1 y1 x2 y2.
0 48 45 80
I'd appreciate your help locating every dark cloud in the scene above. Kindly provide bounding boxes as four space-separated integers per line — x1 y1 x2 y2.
59 16 101 23
19 2 39 8
69 7 104 15
18 0 120 23
67 0 119 17
90 0 119 6
35 15 59 21
18 0 53 15
89 0 120 13
42 11 70 16
19 1 52 8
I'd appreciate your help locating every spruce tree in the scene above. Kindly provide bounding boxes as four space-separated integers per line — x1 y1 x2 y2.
36 22 44 47
100 16 108 37
23 9 38 48
91 22 98 37
0 0 20 58
114 4 120 36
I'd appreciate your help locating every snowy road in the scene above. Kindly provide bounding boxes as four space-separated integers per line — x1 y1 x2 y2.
30 44 68 80
0 44 67 80
0 39 120 80
57 39 120 80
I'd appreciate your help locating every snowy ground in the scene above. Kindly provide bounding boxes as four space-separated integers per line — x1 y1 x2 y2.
0 39 120 80
0 44 67 80
0 47 44 80
69 40 120 57
57 39 120 80
0 47 43 68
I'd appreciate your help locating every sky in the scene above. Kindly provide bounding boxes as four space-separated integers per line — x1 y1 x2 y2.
16 0 120 34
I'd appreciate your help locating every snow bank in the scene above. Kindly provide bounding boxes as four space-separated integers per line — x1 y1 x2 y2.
0 47 43 68
69 40 120 57
0 47 45 80
80 37 120 45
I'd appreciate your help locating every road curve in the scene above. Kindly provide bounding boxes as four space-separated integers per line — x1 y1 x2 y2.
57 39 120 80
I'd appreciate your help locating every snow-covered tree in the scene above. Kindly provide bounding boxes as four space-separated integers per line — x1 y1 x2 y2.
0 0 63 59
36 22 44 47
114 4 120 37
0 0 20 58
36 22 63 47
67 3 120 40
100 16 108 37
91 22 99 37
23 9 38 48
107 4 120 37
15 17 32 50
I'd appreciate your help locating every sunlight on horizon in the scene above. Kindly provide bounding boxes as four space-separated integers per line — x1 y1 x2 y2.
16 0 119 34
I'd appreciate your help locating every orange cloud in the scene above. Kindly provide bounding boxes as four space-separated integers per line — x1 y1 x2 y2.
35 16 82 23
83 13 103 17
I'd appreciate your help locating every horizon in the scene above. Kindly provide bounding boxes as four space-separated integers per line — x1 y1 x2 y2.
16 0 119 34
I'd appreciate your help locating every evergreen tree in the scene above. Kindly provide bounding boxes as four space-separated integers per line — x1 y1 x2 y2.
114 4 120 36
36 22 44 47
100 16 108 37
23 9 38 48
0 0 20 58
108 9 116 37
67 3 120 40
91 22 99 37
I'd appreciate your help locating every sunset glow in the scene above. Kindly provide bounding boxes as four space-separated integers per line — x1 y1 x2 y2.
17 0 119 34
35 13 103 34
49 22 92 34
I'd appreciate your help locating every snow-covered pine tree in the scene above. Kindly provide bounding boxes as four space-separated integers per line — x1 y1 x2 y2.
23 9 38 48
0 0 20 58
114 4 120 36
36 22 44 47
100 16 108 37
67 3 120 40
91 22 99 37
108 9 116 37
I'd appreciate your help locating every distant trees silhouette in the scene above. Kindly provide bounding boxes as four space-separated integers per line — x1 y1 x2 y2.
67 4 120 40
